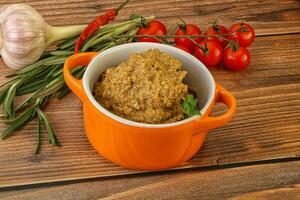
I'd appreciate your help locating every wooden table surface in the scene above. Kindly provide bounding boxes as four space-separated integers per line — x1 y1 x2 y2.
0 0 300 199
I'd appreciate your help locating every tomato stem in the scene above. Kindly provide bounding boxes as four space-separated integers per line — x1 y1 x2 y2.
114 34 231 39
113 28 251 45
239 25 250 32
229 40 239 51
187 38 207 52
228 26 249 35
213 34 229 41
203 41 210 55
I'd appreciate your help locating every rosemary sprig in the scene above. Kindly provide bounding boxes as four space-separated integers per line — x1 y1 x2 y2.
0 86 9 104
35 115 42 155
36 107 60 146
1 105 36 139
0 16 150 154
3 81 20 119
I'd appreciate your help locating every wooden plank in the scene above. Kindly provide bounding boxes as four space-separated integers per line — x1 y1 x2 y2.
228 185 300 200
0 32 299 187
0 0 299 36
1 0 300 188
0 161 299 199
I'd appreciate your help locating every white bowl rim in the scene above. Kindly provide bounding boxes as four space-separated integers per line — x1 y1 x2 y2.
82 42 215 128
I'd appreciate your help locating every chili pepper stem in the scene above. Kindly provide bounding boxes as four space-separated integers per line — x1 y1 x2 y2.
177 17 187 32
74 0 130 53
115 0 130 13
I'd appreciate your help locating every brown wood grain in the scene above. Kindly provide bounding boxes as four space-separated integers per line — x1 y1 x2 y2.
0 0 300 189
228 184 300 200
0 0 300 36
0 33 299 188
0 161 299 200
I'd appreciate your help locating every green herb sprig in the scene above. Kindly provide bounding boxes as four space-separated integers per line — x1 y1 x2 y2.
0 16 154 154
182 94 201 118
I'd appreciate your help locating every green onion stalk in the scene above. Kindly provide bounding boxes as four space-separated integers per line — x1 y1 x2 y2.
0 16 154 154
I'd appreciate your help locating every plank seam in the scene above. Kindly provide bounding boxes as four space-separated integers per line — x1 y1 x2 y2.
1 156 299 191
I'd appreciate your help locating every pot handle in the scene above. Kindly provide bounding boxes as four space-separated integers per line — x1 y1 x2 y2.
194 83 237 131
63 52 98 102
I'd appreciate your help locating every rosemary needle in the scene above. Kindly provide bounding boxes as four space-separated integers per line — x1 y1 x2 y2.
35 115 42 155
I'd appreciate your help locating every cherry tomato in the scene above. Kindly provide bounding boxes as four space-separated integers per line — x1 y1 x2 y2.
175 24 202 51
205 24 229 48
174 45 192 54
137 20 167 43
227 22 255 47
194 40 223 68
223 46 250 71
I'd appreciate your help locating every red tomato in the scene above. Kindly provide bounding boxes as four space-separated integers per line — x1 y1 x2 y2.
227 22 255 47
223 46 251 71
174 45 192 54
194 40 223 68
205 24 229 48
137 20 167 43
175 24 202 51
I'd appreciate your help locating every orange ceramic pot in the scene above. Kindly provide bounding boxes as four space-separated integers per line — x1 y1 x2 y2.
64 43 237 170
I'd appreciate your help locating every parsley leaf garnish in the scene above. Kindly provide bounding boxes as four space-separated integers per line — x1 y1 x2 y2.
182 94 201 118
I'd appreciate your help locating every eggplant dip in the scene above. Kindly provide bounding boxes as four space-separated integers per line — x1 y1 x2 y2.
93 49 200 124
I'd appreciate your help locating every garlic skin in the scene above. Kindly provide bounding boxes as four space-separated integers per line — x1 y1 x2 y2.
0 4 48 70
0 4 86 70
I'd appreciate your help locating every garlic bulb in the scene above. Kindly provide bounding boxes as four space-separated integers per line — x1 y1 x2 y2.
0 4 86 70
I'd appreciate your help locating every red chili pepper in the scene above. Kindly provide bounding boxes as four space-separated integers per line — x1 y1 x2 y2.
74 0 129 54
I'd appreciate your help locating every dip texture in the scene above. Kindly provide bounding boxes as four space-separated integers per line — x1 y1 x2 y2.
93 49 188 124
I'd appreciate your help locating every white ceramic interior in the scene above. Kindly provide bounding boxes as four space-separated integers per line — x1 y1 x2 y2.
82 42 215 128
